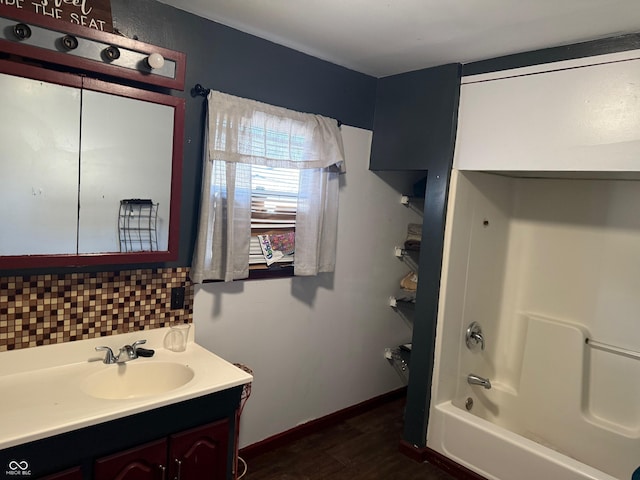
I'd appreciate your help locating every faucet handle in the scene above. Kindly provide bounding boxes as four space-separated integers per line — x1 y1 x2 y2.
123 340 148 361
95 346 117 364
132 339 147 350
465 322 485 351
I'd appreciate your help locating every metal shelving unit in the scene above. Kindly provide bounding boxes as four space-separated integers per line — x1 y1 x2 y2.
394 246 420 273
385 344 412 382
385 194 424 383
389 295 416 323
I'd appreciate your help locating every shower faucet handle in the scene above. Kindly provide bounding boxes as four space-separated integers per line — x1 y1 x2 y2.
465 322 485 351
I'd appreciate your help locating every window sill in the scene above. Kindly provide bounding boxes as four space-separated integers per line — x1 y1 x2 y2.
248 264 294 280
198 265 294 283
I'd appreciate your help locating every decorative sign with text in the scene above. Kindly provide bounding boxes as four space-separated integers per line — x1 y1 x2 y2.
1 0 113 32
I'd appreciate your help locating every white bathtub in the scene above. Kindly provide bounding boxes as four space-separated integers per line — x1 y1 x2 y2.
428 401 618 480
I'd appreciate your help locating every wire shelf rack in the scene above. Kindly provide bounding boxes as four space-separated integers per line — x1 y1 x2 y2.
118 199 159 252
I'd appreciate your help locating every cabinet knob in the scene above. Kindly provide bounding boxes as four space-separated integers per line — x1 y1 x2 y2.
174 458 182 480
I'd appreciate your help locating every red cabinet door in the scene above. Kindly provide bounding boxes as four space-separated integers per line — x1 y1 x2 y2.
168 420 230 480
94 438 168 480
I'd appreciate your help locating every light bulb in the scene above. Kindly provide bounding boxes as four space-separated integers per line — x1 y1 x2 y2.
147 52 165 69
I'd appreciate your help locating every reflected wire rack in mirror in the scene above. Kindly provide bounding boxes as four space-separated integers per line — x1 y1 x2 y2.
118 199 159 252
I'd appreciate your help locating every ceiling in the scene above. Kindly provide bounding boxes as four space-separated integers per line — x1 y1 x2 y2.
158 0 640 77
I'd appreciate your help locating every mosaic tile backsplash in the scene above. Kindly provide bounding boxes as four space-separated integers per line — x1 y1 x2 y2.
0 268 193 352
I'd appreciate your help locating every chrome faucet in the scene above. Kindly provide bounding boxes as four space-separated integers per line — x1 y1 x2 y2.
96 339 147 364
467 373 492 389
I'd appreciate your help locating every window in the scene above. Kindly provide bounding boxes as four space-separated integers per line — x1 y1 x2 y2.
191 90 345 283
249 166 298 267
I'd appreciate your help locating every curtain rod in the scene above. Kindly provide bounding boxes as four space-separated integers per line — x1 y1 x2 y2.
190 84 343 127
192 83 210 97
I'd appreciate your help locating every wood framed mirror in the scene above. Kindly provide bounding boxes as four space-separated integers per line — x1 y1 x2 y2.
0 9 185 269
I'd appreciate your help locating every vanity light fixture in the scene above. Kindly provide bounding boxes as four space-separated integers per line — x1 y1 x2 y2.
103 45 121 61
13 23 31 41
147 52 165 69
1 12 185 89
61 35 79 51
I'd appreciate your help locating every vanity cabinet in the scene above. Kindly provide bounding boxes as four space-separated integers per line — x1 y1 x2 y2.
40 467 82 480
0 388 241 480
94 439 167 480
168 420 229 479
95 420 229 480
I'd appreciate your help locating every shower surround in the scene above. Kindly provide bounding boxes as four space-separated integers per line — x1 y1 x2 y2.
426 48 640 480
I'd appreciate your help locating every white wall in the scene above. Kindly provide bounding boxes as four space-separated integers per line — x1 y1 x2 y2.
194 125 420 447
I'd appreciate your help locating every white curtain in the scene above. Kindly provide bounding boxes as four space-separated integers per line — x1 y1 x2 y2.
191 90 345 283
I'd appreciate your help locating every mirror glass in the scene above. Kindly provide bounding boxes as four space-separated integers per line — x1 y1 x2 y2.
0 72 81 256
0 63 182 268
79 90 173 253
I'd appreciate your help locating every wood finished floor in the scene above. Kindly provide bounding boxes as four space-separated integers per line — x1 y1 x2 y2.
241 397 456 480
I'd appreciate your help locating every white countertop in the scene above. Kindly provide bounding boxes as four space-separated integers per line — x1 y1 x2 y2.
0 327 252 450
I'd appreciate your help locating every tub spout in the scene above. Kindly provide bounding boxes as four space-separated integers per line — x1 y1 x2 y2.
467 373 491 389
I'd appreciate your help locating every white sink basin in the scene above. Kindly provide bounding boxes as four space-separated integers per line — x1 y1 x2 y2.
0 327 253 450
81 361 195 400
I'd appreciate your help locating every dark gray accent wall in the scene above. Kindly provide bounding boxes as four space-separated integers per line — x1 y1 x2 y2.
111 0 378 270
